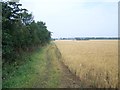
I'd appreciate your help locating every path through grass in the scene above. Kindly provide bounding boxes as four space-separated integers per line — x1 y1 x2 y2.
3 42 81 88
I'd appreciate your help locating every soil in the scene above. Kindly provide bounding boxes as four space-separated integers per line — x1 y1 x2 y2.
33 44 81 88
48 44 81 88
58 61 81 88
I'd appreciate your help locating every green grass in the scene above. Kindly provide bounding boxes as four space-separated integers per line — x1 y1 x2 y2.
2 47 43 88
2 43 61 88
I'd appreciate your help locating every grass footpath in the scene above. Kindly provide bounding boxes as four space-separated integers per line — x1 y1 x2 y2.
3 43 62 88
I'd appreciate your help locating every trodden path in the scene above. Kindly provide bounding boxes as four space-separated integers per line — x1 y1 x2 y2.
58 61 81 88
31 43 81 88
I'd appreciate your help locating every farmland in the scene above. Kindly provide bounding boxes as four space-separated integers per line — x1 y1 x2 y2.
55 40 118 88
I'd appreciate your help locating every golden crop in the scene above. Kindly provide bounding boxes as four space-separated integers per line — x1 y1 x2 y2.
55 40 118 88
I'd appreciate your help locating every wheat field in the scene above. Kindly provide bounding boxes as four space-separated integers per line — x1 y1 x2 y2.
55 40 118 88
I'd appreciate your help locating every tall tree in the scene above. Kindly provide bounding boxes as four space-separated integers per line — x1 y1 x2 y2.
2 1 51 63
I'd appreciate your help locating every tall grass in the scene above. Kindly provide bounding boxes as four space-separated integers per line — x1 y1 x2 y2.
2 47 43 88
55 40 118 88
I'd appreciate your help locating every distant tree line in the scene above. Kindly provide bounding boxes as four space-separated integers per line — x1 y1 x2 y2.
53 37 119 40
75 37 119 40
2 1 51 63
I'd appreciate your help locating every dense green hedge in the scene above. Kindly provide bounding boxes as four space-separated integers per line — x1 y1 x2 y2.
2 2 51 63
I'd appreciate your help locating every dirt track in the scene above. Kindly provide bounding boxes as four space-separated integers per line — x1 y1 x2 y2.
50 44 81 88
31 43 81 88
46 43 81 88
58 61 81 88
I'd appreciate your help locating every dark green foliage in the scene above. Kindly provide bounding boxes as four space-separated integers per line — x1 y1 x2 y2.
2 1 51 63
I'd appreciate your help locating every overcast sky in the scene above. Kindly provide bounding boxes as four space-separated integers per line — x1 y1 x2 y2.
19 0 118 38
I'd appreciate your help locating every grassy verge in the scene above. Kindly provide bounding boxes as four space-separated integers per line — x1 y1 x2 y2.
2 43 61 88
2 46 43 88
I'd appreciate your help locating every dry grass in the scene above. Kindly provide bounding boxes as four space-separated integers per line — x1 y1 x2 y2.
55 40 118 88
